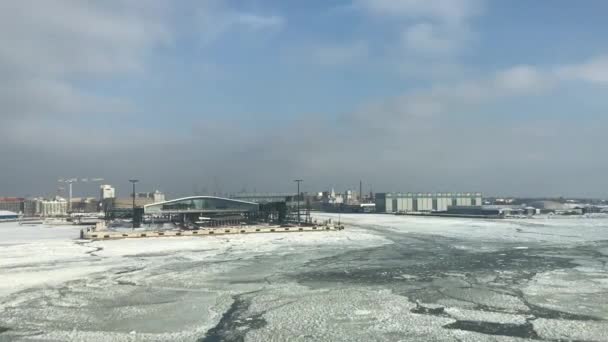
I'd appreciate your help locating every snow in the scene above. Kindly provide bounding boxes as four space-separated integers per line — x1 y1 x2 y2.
523 268 608 319
1 214 608 341
444 307 527 325
533 318 608 341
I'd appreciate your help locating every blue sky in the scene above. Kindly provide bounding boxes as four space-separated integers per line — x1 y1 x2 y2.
1 0 607 198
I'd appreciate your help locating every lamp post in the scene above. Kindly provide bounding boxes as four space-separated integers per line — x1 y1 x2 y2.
58 177 104 215
294 179 303 225
129 179 139 229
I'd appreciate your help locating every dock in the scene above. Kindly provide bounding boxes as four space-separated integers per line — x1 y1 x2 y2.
81 224 345 240
395 212 504 219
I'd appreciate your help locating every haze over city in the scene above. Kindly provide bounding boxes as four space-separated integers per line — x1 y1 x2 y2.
1 0 608 197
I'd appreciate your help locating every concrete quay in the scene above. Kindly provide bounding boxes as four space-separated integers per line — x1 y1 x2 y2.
82 224 345 240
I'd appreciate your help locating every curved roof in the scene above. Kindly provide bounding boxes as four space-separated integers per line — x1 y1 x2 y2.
144 196 257 208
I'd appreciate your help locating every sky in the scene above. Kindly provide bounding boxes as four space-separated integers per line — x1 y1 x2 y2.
1 0 607 199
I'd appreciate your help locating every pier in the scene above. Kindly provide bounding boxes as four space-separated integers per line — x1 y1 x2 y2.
81 224 344 240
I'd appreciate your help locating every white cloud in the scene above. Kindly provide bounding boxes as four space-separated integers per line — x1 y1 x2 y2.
0 0 169 77
0 79 132 119
555 55 608 84
402 22 463 55
357 0 482 24
0 0 168 120
356 0 483 76
195 2 285 44
348 57 608 141
352 64 558 126
494 65 554 93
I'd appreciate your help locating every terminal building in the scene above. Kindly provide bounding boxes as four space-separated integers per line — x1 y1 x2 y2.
144 196 259 224
141 196 295 228
376 192 483 213
145 196 258 214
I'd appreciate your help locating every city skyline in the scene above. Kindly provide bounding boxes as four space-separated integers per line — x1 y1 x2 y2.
1 1 608 197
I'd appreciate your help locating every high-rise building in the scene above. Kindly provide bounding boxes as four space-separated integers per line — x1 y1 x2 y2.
100 185 116 200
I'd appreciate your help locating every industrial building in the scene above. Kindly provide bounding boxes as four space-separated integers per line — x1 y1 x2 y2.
376 192 483 213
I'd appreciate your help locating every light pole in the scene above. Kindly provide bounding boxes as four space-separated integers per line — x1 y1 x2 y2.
129 179 139 229
294 179 303 225
67 179 74 213
58 177 104 215
58 178 77 213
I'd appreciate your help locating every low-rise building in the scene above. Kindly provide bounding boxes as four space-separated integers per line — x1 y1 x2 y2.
134 191 165 203
0 197 24 214
446 205 529 217
71 197 99 213
102 190 166 217
0 210 19 220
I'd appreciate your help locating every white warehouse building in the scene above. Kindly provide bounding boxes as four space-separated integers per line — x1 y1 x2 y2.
376 192 482 213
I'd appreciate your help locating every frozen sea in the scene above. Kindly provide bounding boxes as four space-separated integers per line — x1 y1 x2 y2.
1 214 607 341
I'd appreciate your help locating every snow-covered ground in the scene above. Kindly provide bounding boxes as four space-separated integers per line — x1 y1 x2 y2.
1 214 607 341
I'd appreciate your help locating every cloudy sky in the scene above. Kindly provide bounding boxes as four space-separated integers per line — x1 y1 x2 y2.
1 0 607 198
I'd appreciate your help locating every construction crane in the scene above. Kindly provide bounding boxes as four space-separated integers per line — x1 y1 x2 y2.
58 177 104 212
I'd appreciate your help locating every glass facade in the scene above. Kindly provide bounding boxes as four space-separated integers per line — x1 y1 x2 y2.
145 197 258 214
